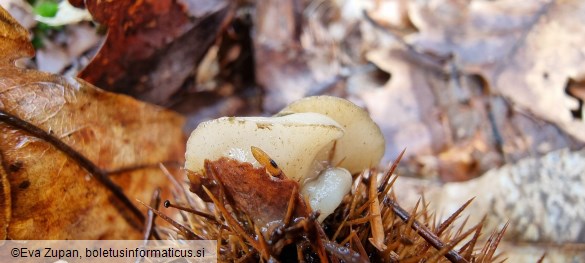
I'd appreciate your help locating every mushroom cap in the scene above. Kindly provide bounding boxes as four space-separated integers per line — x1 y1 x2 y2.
185 112 344 182
278 96 385 174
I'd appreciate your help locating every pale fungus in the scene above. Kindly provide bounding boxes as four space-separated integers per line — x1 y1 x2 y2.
277 95 386 175
185 112 344 182
185 96 385 222
301 167 352 222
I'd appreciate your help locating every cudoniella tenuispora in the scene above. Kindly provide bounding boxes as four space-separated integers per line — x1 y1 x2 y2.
185 96 385 221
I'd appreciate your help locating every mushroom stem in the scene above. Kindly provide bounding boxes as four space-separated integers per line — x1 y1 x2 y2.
301 167 352 222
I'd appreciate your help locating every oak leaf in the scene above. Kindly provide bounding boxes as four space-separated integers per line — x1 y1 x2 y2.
0 7 185 239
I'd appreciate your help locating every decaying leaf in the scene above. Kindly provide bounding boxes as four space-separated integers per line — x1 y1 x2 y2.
76 0 233 104
409 0 585 142
254 0 341 113
362 49 447 162
0 155 9 240
361 5 585 179
190 157 309 232
0 7 185 239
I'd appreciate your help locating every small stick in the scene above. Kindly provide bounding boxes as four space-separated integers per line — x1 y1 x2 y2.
137 200 201 240
163 200 221 224
143 188 162 240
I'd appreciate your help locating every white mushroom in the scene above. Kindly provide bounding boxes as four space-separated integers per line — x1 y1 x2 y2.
185 112 344 182
185 96 386 222
277 96 385 174
301 167 352 222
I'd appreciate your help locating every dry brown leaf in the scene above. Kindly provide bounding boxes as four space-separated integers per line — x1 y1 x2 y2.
358 0 584 180
409 0 585 142
0 7 185 239
191 157 309 231
0 155 9 240
362 46 578 180
77 0 233 104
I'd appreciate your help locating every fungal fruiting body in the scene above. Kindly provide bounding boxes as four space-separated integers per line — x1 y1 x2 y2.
181 96 506 262
277 96 385 175
185 96 385 223
301 167 352 222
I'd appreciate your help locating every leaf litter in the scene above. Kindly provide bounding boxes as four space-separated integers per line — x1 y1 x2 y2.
0 6 185 239
1 0 585 261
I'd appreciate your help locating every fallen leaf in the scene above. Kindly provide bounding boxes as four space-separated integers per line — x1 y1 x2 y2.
409 0 585 142
0 7 185 239
68 0 84 8
190 157 309 231
0 156 9 240
362 46 581 180
359 0 585 179
77 0 233 104
362 49 448 163
0 0 36 30
254 0 341 113
365 0 411 30
360 48 491 181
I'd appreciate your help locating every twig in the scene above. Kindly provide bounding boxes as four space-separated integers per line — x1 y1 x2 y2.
143 188 162 240
163 200 222 225
137 200 201 240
